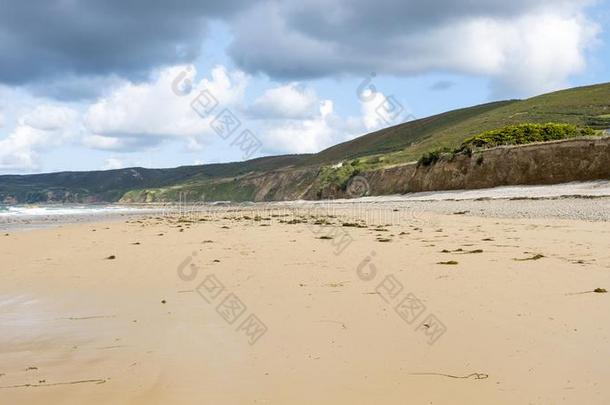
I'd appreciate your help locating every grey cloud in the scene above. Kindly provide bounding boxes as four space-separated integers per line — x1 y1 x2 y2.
0 0 249 88
227 0 593 84
26 75 127 101
0 0 596 100
283 0 556 39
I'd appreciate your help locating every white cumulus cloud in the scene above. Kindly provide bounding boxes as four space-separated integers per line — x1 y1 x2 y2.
102 158 125 170
83 65 249 151
0 105 80 171
260 99 365 154
248 83 320 119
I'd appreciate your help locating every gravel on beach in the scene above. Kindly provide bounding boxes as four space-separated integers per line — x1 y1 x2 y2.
394 196 610 222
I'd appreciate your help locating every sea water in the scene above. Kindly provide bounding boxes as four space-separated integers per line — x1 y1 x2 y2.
0 205 142 219
0 204 161 231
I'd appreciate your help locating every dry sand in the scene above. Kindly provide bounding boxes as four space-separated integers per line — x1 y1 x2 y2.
1 206 609 404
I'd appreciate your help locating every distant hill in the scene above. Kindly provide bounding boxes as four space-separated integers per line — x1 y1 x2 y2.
0 155 310 203
2 82 610 203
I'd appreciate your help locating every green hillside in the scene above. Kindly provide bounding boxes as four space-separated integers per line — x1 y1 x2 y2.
301 100 517 166
305 82 610 168
0 155 309 203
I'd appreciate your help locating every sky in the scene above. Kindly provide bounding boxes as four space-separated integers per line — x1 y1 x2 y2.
0 0 609 174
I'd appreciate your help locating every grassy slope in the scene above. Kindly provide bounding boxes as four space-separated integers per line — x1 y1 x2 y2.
301 100 517 166
309 82 610 168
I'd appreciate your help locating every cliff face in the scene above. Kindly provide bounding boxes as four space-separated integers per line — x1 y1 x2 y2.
306 136 610 199
247 168 319 201
119 167 321 203
401 137 610 193
247 137 610 200
8 137 608 204
120 137 610 203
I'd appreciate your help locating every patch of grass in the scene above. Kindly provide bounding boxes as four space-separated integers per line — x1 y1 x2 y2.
417 123 598 167
418 147 452 166
316 159 367 195
461 123 595 150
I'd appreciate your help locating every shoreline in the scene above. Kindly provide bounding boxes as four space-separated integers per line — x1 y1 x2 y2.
0 208 165 232
2 193 610 233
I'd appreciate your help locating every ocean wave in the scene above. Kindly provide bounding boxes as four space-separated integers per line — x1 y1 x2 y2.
0 205 144 218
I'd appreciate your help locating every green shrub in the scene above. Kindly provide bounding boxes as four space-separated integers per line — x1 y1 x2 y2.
416 123 596 167
317 159 367 192
418 147 452 167
461 123 595 150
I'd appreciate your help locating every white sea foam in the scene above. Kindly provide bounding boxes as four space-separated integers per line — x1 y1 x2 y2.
0 205 145 219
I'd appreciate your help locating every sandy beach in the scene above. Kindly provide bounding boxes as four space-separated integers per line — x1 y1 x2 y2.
1 200 609 404
3 0 610 403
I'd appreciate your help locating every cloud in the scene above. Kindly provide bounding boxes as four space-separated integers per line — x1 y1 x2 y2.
0 127 46 170
259 98 368 154
252 80 422 154
82 64 248 152
0 0 249 90
0 64 377 169
228 0 599 97
0 0 600 101
82 134 161 152
83 66 371 155
0 0 603 174
26 74 127 102
359 87 416 131
0 105 80 171
102 158 125 170
21 105 80 132
483 11 599 97
248 83 319 119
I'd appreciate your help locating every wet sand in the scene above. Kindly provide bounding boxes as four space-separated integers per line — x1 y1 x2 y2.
1 206 609 404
